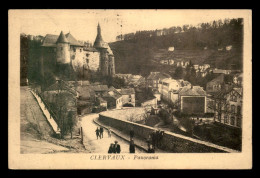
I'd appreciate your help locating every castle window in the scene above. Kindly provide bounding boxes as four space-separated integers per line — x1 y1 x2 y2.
80 49 82 52
73 48 76 52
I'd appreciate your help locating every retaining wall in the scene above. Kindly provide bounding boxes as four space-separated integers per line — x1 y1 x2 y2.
99 114 239 153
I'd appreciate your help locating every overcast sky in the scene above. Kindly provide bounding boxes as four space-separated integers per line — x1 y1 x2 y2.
19 10 245 43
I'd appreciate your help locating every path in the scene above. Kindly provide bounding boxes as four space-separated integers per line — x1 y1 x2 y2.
20 86 68 154
81 114 144 153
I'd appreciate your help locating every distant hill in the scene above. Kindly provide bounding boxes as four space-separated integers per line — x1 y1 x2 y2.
109 18 243 76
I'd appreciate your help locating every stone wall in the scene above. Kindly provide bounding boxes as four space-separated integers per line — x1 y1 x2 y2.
99 114 237 153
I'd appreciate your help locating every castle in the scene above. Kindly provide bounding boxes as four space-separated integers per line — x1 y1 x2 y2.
40 23 115 79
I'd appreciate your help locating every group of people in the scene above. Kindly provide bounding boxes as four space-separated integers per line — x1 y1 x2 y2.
95 127 104 139
108 140 121 153
146 129 164 150
96 126 162 153
96 127 112 139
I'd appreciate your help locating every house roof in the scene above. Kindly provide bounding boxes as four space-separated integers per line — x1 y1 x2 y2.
118 88 135 95
89 85 108 92
179 86 206 96
42 32 83 47
76 86 95 99
56 31 69 43
65 33 83 46
147 72 167 80
84 47 98 52
45 80 78 96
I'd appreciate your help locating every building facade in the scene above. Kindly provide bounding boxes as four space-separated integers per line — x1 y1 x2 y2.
40 23 115 79
214 87 242 128
178 85 207 114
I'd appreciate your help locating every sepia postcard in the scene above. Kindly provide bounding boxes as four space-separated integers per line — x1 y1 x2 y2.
8 9 252 169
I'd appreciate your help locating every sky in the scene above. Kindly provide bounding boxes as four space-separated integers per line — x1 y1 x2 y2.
18 10 245 43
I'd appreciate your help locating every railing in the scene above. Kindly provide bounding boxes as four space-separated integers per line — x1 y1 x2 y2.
37 92 59 124
30 89 60 134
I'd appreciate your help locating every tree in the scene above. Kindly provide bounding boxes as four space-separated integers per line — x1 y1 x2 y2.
174 66 184 79
67 111 76 139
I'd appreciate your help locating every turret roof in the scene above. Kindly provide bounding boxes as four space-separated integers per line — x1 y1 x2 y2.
56 31 69 43
93 23 107 49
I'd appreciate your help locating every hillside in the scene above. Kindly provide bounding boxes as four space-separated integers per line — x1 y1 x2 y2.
109 18 243 76
110 41 243 77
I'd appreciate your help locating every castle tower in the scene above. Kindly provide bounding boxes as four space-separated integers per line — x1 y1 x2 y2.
56 31 70 64
93 23 115 76
108 54 115 76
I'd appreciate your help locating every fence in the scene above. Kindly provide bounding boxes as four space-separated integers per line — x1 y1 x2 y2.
30 89 60 135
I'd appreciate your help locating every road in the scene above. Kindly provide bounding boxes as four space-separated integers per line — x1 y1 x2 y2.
81 114 144 153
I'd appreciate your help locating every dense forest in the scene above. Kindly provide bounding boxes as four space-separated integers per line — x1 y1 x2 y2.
110 18 243 76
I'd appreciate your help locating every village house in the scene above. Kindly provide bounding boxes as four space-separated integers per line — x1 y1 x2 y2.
206 74 233 94
117 88 136 107
178 85 207 114
102 87 122 109
214 87 242 128
159 78 181 102
88 84 109 96
146 72 168 90
193 64 199 70
213 68 232 75
233 73 243 86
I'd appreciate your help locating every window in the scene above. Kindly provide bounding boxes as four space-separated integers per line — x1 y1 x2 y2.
237 106 241 115
230 116 235 125
231 105 235 113
61 47 63 50
80 49 82 52
224 115 228 124
73 48 76 52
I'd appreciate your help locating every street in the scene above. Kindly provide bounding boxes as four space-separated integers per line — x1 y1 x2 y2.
81 114 144 153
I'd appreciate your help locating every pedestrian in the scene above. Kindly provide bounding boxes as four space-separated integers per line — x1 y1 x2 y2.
155 129 160 147
107 128 112 138
108 143 115 154
129 139 135 153
146 134 152 148
95 127 100 139
151 131 156 149
100 127 104 139
147 145 155 153
158 130 164 147
114 140 121 153
130 129 134 139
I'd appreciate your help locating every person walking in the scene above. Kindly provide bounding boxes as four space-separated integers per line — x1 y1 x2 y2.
108 143 115 154
95 127 100 139
130 129 134 139
151 131 156 149
129 139 135 153
107 128 112 138
146 134 152 148
147 145 155 153
114 141 121 153
100 127 104 139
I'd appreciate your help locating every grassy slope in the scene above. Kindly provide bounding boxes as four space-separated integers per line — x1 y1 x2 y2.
109 40 243 76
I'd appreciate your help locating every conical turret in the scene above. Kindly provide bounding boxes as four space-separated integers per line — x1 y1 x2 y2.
93 23 107 49
56 31 69 43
